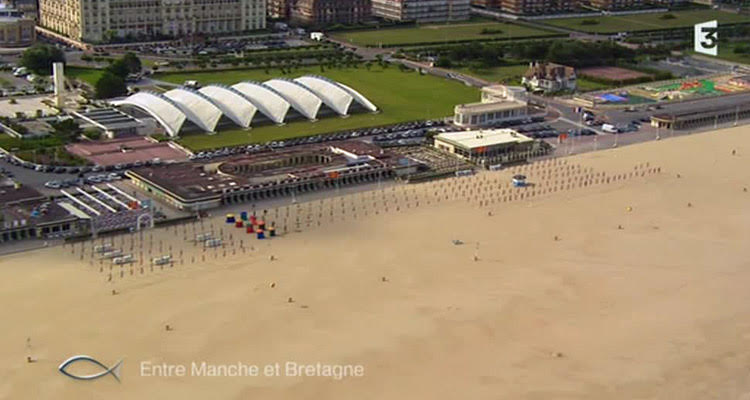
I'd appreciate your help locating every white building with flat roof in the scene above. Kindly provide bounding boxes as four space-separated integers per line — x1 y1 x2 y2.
434 128 536 163
454 85 529 127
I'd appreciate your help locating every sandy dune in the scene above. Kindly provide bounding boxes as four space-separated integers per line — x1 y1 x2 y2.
2 126 750 399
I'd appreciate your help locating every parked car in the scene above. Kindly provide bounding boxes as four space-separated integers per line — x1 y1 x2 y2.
602 124 619 133
581 128 596 136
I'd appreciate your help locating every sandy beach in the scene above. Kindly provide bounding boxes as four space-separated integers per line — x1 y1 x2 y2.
2 125 750 399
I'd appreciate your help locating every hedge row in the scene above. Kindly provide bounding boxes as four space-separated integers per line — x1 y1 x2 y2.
365 33 565 48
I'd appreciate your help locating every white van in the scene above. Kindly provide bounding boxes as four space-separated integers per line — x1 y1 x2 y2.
12 67 28 77
602 124 619 133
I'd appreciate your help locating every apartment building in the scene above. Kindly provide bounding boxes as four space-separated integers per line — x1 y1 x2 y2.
0 8 35 47
290 0 370 25
588 0 643 9
39 0 266 43
371 0 470 23
7 0 39 20
496 0 573 14
268 0 290 19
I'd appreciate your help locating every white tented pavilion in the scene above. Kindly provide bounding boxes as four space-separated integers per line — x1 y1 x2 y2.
112 76 378 136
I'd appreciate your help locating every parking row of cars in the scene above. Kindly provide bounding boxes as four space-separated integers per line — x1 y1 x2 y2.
44 173 124 189
109 35 297 58
189 120 444 161
2 153 163 176
516 124 561 139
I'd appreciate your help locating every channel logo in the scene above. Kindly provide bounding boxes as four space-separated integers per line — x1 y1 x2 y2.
59 355 123 382
694 20 718 56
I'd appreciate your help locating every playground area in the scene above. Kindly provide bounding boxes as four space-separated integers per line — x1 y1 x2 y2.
634 75 750 101
588 74 750 105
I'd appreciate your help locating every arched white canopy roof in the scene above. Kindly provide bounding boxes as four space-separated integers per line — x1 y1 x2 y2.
263 79 322 120
163 88 223 132
230 81 290 124
113 77 377 134
294 76 354 116
336 82 378 112
199 85 257 128
111 91 186 137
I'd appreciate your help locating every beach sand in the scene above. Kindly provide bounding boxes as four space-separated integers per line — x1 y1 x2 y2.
2 126 750 399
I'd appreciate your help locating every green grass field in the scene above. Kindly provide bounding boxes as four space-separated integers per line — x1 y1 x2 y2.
691 42 750 65
66 67 104 86
332 21 558 46
542 10 750 33
576 77 616 92
455 64 529 84
153 66 477 150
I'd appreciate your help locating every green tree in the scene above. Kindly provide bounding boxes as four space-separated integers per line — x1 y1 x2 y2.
49 118 81 141
20 45 66 75
121 52 142 74
95 72 127 99
105 59 130 78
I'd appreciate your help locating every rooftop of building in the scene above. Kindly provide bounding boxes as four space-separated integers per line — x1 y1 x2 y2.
435 129 533 149
455 100 527 113
481 84 526 96
524 62 576 80
65 136 190 166
127 140 402 202
0 182 45 205
0 183 75 228
74 108 144 131
652 100 750 121
1 200 75 228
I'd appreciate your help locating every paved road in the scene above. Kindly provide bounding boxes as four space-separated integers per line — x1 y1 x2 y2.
324 37 393 61
397 59 491 88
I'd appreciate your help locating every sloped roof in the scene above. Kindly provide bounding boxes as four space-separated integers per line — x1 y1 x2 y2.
199 85 258 128
111 91 186 137
231 81 290 124
163 88 223 132
264 78 323 120
294 75 354 115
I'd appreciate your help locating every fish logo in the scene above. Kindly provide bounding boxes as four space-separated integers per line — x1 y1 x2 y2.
58 355 123 382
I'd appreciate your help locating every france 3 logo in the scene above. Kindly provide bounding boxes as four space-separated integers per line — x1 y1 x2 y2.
694 20 718 56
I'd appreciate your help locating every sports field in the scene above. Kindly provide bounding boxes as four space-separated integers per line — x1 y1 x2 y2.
542 10 750 33
332 21 558 46
153 66 477 150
